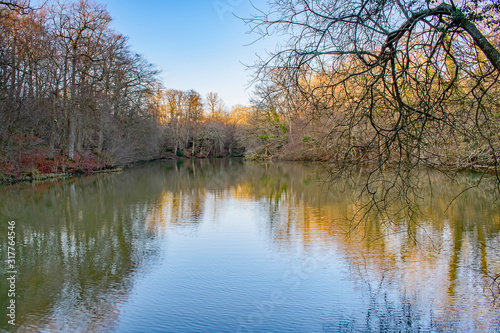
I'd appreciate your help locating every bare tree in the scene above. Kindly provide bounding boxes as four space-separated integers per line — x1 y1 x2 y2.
247 0 500 218
49 0 112 160
0 0 165 181
206 91 226 119
0 0 32 13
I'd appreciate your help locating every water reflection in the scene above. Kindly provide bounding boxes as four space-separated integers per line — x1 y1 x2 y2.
0 172 164 331
1 159 499 332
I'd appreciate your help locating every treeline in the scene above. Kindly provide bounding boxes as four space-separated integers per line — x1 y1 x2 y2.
248 62 500 169
0 0 162 174
0 0 255 182
151 89 251 158
8 0 498 188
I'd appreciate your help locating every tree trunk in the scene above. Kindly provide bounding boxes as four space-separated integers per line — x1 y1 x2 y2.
388 3 500 72
68 114 76 160
457 17 500 71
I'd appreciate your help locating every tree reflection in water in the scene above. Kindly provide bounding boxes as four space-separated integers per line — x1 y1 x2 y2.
0 172 164 331
145 159 500 331
1 159 499 331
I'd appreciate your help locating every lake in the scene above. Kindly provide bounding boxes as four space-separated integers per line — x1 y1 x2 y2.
1 159 500 332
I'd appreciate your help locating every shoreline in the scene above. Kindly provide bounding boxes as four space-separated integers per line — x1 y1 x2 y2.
0 153 224 187
0 166 124 187
1 153 497 187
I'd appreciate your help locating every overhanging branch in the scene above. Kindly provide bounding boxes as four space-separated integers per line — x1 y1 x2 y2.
382 2 500 71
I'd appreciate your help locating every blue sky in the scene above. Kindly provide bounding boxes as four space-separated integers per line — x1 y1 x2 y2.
101 0 275 108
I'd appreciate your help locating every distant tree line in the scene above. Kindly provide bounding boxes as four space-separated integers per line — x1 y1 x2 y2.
151 88 251 158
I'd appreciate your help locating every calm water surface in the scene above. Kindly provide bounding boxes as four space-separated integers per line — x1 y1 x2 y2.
1 159 500 332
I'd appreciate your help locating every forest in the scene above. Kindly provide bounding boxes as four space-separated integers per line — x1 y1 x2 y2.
0 0 257 184
1 0 499 191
